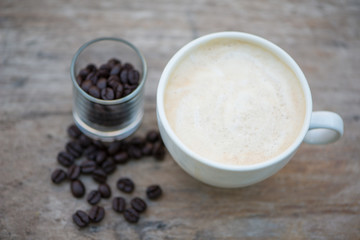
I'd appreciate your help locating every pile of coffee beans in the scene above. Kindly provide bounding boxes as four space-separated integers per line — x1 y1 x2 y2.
76 58 141 100
51 124 165 228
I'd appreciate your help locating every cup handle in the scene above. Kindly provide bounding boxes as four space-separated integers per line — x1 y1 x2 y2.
303 111 344 145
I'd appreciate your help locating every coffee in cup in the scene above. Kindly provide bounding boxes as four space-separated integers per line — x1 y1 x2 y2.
164 38 306 165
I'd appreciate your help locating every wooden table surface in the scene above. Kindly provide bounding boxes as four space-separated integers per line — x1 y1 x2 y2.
1 0 359 239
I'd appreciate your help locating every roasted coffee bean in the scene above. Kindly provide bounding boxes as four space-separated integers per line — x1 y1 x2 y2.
86 71 98 84
68 165 81 180
117 178 134 193
87 190 101 205
101 159 116 174
66 141 83 158
86 64 97 72
99 63 111 72
81 79 93 93
131 197 147 213
72 210 90 228
51 169 67 184
115 84 124 99
88 86 100 98
107 141 122 155
71 179 85 198
146 185 162 200
76 75 83 85
113 152 129 164
79 68 90 80
78 134 92 148
98 70 110 79
92 140 106 150
123 63 133 70
98 183 111 198
88 206 105 223
101 87 115 100
124 208 139 223
146 130 160 143
81 160 97 174
84 145 97 158
57 151 75 167
128 146 142 159
112 197 126 213
130 137 145 147
96 78 107 89
110 64 122 76
152 142 165 160
119 69 129 84
95 151 107 165
67 124 82 139
141 143 153 156
92 168 107 183
123 88 133 96
128 69 140 85
107 58 120 68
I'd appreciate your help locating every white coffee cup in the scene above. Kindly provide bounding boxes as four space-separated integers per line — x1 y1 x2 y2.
156 32 344 188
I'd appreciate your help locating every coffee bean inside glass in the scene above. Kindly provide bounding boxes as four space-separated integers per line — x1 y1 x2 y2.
70 38 147 142
164 38 306 165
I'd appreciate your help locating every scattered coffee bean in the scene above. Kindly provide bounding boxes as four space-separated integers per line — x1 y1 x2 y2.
107 141 122 155
67 124 82 139
78 134 92 148
84 145 97 158
51 169 67 184
93 140 106 150
99 63 111 72
152 142 165 160
146 185 163 200
124 208 139 223
146 130 160 143
112 197 126 213
57 151 75 167
67 165 81 180
101 159 116 175
95 150 107 165
117 178 134 193
96 78 107 89
66 141 83 158
128 146 142 159
87 190 101 205
113 152 129 164
92 168 107 183
86 72 98 84
80 160 97 174
71 179 85 198
130 137 145 147
88 206 105 223
98 183 111 198
141 143 153 156
131 197 147 213
73 210 90 228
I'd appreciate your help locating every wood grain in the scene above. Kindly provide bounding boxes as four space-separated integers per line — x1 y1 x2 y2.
0 0 359 239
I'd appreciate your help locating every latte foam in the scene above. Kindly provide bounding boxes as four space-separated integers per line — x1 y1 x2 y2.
164 39 306 165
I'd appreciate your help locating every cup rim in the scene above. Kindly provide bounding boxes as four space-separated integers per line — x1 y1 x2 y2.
70 37 148 105
156 31 312 171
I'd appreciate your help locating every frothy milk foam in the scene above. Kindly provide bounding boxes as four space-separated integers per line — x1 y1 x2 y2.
164 39 306 165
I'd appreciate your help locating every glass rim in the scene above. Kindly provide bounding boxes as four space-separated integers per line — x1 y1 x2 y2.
70 37 147 105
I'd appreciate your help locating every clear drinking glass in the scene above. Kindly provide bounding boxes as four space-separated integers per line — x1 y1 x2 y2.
70 37 147 142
